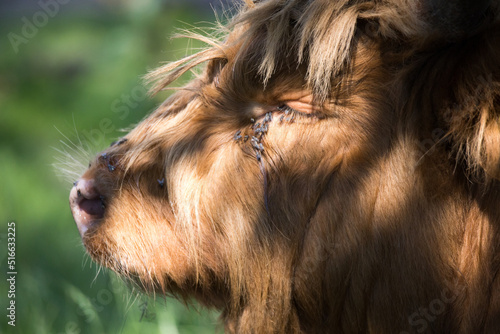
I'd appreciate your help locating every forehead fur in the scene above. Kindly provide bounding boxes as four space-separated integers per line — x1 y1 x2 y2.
146 0 429 100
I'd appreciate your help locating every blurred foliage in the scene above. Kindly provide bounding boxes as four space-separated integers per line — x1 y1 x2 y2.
0 1 227 333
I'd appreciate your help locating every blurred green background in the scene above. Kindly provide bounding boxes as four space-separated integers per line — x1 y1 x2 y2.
0 0 229 333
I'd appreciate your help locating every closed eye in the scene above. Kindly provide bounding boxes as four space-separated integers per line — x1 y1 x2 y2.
279 100 317 115
275 103 323 119
277 104 301 115
273 92 323 117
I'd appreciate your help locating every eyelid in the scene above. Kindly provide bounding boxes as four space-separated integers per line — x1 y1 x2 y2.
282 100 317 114
275 92 319 115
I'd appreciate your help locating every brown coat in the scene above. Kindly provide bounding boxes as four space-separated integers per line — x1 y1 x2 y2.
69 0 500 332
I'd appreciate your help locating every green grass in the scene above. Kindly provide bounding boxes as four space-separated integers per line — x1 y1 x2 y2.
0 2 223 333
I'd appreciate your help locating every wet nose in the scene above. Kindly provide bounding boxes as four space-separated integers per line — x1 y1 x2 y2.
69 179 105 237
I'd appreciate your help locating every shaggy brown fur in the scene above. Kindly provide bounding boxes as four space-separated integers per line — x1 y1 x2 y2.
69 0 500 332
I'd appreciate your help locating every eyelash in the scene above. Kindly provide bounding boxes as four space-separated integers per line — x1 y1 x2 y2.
277 104 300 115
277 104 321 119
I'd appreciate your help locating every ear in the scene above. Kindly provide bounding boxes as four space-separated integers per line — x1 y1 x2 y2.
446 73 500 182
478 114 500 180
420 1 500 181
420 0 492 37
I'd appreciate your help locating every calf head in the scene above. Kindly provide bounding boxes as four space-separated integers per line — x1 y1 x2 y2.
69 0 500 332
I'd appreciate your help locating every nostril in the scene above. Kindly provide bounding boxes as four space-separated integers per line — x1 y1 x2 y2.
75 179 100 201
70 179 105 237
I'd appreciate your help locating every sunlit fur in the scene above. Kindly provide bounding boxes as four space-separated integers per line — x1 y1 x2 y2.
74 0 500 332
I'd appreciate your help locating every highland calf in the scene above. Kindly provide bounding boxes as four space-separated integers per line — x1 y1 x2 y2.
69 0 500 332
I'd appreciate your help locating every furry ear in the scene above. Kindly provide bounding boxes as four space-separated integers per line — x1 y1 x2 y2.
420 13 500 182
446 72 500 182
420 0 491 36
479 114 500 180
